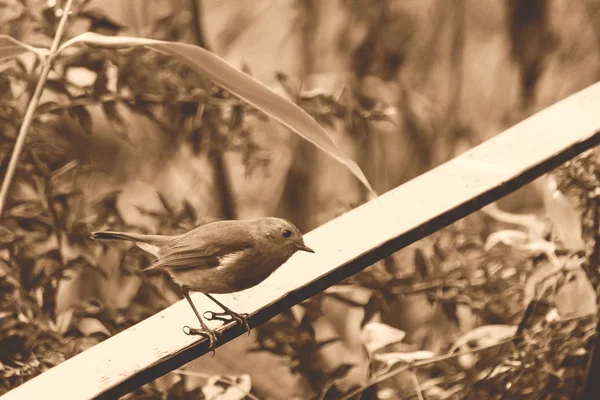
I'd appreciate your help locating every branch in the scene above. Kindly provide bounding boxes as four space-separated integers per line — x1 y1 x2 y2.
0 0 74 216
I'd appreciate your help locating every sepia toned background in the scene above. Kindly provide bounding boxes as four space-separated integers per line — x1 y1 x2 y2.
2 0 600 398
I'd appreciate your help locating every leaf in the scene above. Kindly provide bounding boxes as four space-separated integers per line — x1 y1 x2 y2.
179 200 198 224
485 229 560 266
476 364 512 380
68 105 93 135
323 292 369 308
77 317 111 337
323 284 371 307
0 225 16 243
559 268 596 316
484 229 527 251
414 247 430 279
275 71 299 99
448 324 516 354
523 261 563 307
542 176 585 250
64 256 107 279
101 101 128 135
201 374 251 400
55 308 74 335
328 363 356 380
0 35 49 62
57 33 375 195
116 182 163 230
441 301 459 325
314 337 341 350
373 350 435 366
525 259 596 316
79 8 127 34
51 159 80 182
44 78 72 98
77 299 104 314
157 192 174 216
517 299 555 334
360 322 406 354
37 101 62 114
6 201 54 227
60 233 90 263
482 203 546 238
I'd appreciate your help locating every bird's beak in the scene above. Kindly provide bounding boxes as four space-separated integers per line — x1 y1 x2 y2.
297 243 315 253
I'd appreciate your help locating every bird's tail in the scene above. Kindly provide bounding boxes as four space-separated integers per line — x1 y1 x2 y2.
91 231 175 258
91 231 172 244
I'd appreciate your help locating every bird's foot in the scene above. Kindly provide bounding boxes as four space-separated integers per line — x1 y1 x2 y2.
182 325 221 355
204 310 251 335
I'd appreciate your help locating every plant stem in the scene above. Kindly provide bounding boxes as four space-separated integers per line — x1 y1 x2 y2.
211 150 237 219
0 0 73 216
190 0 210 50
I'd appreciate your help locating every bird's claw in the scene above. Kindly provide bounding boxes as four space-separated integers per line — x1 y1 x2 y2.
204 310 251 335
182 325 220 355
203 310 230 323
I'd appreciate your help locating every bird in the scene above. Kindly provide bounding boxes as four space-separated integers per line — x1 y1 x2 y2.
91 217 314 350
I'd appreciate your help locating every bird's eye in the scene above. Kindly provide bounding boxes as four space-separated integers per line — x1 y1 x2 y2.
282 229 292 239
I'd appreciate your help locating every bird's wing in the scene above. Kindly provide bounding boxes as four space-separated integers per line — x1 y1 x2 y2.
145 221 256 271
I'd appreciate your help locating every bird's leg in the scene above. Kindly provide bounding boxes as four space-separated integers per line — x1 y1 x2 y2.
181 286 220 353
203 293 251 335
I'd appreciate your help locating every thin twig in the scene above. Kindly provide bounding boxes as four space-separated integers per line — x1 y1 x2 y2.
338 338 513 400
38 91 242 112
0 0 74 216
188 0 238 221
411 371 425 400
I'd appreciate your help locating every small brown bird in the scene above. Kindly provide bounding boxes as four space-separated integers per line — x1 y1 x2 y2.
92 217 314 349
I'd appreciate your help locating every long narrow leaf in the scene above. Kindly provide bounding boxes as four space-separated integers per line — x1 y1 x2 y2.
58 32 375 194
0 35 49 62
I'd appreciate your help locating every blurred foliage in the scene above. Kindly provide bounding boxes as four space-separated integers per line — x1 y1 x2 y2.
0 0 262 394
254 152 600 399
1 1 600 400
0 0 387 397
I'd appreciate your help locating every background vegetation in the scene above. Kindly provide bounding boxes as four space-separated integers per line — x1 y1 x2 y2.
1 0 600 399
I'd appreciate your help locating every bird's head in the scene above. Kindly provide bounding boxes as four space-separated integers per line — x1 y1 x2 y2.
256 217 314 258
